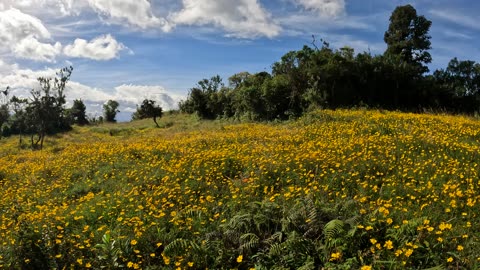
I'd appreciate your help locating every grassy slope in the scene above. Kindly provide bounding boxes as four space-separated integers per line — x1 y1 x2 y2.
1 110 480 269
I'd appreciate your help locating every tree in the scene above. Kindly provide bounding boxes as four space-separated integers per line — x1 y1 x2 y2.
180 75 228 119
70 99 89 125
272 46 314 116
230 72 270 120
433 58 480 112
103 100 120 122
0 87 9 139
0 105 8 139
132 99 163 127
20 66 73 149
384 4 432 73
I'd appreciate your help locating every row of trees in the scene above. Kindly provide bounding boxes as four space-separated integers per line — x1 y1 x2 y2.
180 5 480 120
0 67 164 149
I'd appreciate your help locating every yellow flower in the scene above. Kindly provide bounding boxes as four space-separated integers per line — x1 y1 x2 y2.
130 239 137 245
188 262 194 267
85 262 92 268
237 255 243 263
457 245 464 251
77 258 83 265
163 254 170 265
127 262 134 268
447 257 453 263
329 252 341 261
405 249 413 257
370 238 377 245
384 240 393 250
361 266 372 270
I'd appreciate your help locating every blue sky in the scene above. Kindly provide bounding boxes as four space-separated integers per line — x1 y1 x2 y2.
0 0 479 121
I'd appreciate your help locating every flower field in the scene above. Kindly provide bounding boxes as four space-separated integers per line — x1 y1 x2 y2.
1 109 480 269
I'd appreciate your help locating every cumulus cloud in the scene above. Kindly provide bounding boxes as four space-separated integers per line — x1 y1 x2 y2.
87 0 171 30
170 0 281 38
295 0 345 17
64 34 127 60
67 83 182 121
113 84 182 111
0 8 50 42
0 0 79 16
14 37 62 62
0 8 63 61
0 62 182 121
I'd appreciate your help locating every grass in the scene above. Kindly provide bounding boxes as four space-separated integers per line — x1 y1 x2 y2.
1 109 480 269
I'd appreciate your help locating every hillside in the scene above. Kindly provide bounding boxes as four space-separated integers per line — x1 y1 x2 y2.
1 109 480 269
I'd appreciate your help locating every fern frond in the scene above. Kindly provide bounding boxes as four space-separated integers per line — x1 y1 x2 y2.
164 238 190 256
240 233 259 252
265 231 283 245
323 219 345 239
268 243 284 257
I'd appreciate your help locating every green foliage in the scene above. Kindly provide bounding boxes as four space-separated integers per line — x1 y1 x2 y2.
178 4 480 118
70 99 89 126
10 66 73 149
132 99 163 127
384 4 432 73
94 233 124 269
179 75 233 119
103 100 120 122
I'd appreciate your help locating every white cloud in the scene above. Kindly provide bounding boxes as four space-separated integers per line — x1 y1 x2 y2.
0 0 79 16
0 59 18 75
64 34 126 60
0 8 50 43
0 8 63 61
87 0 171 30
295 0 345 17
170 0 281 38
14 36 62 62
113 84 182 111
0 62 182 121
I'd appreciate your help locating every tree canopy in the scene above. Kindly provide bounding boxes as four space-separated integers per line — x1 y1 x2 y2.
132 99 163 127
384 4 432 73
103 100 120 123
179 4 480 119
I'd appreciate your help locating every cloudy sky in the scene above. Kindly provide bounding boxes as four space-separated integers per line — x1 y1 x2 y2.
0 0 478 121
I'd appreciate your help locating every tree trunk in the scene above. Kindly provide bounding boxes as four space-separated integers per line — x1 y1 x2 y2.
153 116 159 128
40 131 45 150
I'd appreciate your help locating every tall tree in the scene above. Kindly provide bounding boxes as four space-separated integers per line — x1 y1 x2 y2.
0 87 9 139
70 99 89 125
384 4 432 73
132 99 163 127
103 100 120 122
21 66 73 149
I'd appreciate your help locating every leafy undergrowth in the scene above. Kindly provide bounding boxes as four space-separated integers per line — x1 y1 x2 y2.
1 109 480 269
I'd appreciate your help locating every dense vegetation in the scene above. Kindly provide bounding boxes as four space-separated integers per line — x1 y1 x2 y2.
180 5 480 120
1 110 480 269
1 3 480 269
